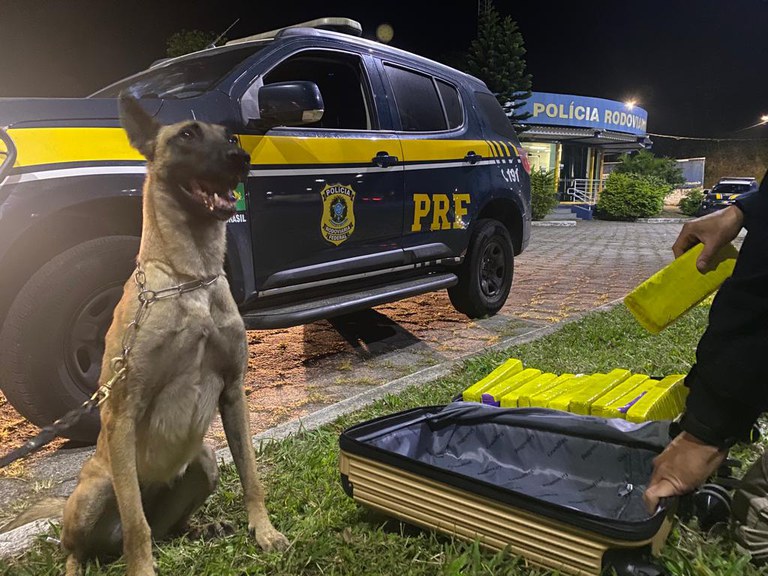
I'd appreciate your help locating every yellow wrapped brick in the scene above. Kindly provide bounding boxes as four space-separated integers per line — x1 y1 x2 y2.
563 369 632 415
624 242 739 334
547 373 603 412
499 373 558 407
528 374 597 409
462 358 523 402
515 373 577 407
625 374 689 423
481 368 542 406
590 374 650 417
595 378 658 419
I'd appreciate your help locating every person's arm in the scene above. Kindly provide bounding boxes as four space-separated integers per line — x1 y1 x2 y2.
735 189 767 231
645 201 751 513
643 431 727 513
672 204 743 272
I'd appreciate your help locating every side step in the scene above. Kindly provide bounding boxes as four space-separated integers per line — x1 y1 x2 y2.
242 272 458 330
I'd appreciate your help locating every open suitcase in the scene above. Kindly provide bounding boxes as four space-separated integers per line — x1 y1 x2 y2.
339 403 675 576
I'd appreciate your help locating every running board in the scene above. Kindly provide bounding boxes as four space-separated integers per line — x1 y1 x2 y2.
242 272 458 330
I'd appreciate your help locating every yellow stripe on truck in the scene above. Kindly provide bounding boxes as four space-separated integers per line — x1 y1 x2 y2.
8 127 143 167
398 139 492 162
240 136 493 164
498 140 518 157
7 127 491 169
238 135 401 165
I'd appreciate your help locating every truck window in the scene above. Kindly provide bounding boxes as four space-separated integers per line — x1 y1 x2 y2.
262 50 374 130
475 91 519 140
712 183 754 194
436 79 463 129
384 64 447 132
92 44 267 99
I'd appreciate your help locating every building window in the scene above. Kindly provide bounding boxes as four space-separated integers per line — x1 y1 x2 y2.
523 142 557 173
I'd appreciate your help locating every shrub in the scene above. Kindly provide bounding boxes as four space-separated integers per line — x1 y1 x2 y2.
597 172 671 220
530 168 557 220
613 150 685 189
678 188 704 216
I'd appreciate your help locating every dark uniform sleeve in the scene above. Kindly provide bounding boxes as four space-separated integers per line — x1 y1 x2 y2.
680 170 768 448
735 188 768 232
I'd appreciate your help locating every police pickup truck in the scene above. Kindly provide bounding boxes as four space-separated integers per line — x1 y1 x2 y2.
0 18 531 440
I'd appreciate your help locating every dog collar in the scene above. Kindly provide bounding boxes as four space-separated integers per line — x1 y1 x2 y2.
134 264 219 303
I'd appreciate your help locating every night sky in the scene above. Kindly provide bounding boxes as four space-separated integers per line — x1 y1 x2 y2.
1 0 767 138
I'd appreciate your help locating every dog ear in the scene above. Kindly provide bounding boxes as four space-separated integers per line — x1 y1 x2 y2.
119 93 160 161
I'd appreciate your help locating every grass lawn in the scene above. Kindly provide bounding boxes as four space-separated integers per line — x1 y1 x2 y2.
1 303 763 576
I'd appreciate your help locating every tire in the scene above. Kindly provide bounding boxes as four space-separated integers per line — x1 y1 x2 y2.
0 236 139 442
448 219 514 319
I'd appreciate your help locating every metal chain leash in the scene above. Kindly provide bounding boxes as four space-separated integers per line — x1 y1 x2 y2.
0 265 219 469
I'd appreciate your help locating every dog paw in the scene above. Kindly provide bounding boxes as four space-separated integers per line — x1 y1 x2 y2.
251 524 289 552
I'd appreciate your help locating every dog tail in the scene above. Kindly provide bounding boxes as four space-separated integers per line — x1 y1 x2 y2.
0 496 66 533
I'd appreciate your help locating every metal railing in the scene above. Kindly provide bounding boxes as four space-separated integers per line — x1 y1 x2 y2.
563 178 605 204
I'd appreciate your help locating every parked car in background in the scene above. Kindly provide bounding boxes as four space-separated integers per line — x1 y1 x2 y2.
698 176 758 215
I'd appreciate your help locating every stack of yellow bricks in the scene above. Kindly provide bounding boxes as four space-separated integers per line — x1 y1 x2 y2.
462 358 688 422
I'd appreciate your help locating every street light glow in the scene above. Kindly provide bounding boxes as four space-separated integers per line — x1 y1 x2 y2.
625 99 637 110
376 23 394 43
761 114 768 124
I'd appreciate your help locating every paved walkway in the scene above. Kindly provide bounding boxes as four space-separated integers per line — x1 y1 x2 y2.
233 220 686 435
0 220 690 525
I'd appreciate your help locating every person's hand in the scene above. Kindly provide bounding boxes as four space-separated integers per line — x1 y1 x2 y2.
643 431 727 514
672 205 744 272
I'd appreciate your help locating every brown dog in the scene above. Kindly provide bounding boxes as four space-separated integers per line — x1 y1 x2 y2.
59 95 288 576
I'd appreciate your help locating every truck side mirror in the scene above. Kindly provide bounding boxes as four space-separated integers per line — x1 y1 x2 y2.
251 81 324 130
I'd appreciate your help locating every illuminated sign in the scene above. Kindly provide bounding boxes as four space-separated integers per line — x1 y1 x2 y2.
518 92 648 136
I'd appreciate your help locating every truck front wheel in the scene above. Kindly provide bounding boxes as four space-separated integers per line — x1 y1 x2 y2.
0 236 139 442
448 219 514 318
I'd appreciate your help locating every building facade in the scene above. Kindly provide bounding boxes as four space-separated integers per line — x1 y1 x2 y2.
516 92 650 203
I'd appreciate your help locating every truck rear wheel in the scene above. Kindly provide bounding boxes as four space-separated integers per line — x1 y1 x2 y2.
0 236 139 442
448 219 514 318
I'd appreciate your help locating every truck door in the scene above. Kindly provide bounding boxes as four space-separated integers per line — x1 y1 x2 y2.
379 62 492 258
239 49 405 292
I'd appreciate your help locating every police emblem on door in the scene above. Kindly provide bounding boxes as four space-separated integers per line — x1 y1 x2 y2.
320 184 356 245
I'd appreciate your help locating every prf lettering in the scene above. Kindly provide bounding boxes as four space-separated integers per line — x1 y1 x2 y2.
411 193 470 232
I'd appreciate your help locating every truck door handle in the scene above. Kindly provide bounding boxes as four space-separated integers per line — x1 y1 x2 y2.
372 151 399 168
464 151 483 164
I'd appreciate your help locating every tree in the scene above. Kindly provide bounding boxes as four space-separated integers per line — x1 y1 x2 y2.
166 29 219 58
613 150 685 189
464 0 532 127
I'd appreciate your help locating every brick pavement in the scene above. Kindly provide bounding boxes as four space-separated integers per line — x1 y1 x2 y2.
0 220 692 517
508 220 681 323
227 220 687 441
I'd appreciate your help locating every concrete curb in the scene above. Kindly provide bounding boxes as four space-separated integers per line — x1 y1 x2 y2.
1 298 625 558
636 217 689 223
532 220 577 227
0 520 54 558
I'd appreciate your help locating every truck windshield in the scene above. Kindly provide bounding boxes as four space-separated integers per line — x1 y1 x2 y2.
91 43 268 99
712 183 754 194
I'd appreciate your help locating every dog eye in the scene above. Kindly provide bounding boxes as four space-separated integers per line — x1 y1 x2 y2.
180 129 194 140
228 136 239 145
